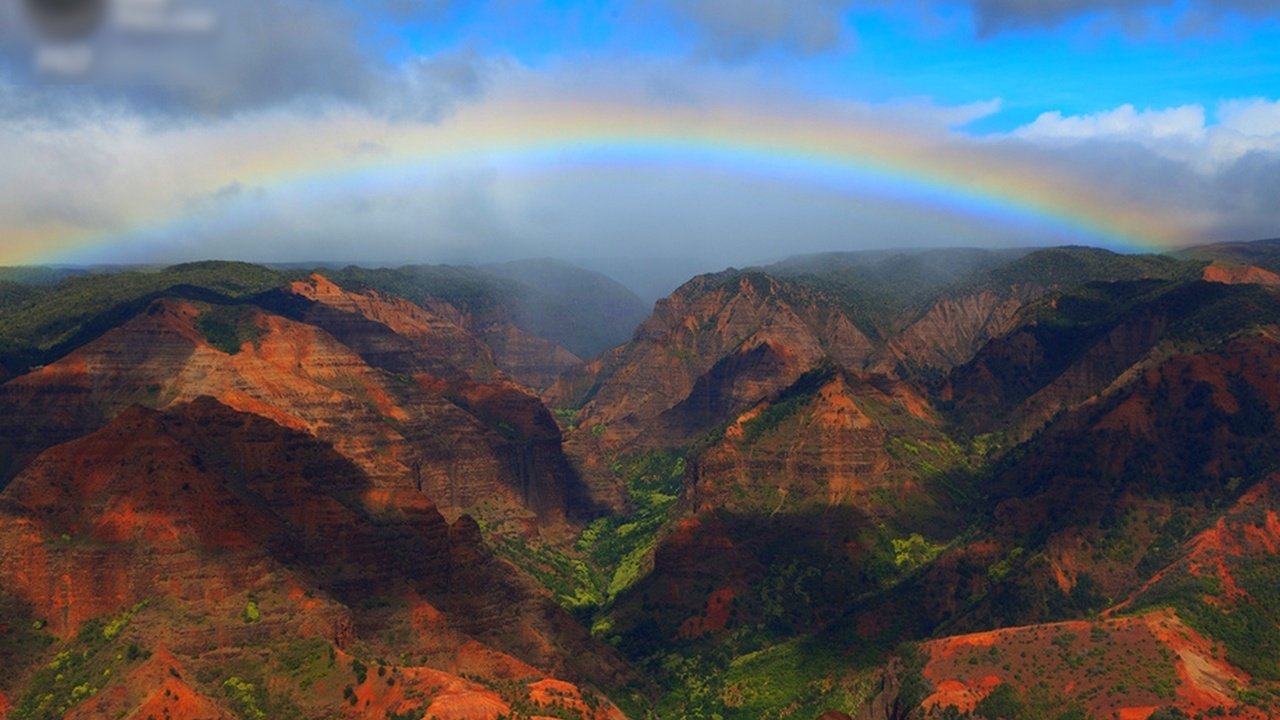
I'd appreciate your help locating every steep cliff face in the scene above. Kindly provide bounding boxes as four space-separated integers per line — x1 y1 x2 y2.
555 249 1190 457
686 367 945 517
1004 331 1280 503
0 398 426 638
0 399 630 719
946 305 1171 438
876 285 1040 374
285 273 502 382
647 340 812 446
941 279 1280 441
869 246 1193 377
10 247 1280 719
470 318 582 390
0 284 590 527
278 276 592 522
581 255 1280 718
287 273 583 388
890 331 1280 641
63 648 235 720
565 271 875 451
1112 474 1280 630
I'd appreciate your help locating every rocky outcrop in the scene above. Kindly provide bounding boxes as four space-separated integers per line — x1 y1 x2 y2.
650 340 811 446
471 319 582 390
946 308 1171 437
566 271 875 450
876 285 1040 373
64 648 235 720
286 273 502 382
287 274 584 389
687 370 936 516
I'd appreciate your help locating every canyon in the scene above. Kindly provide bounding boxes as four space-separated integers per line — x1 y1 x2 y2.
2 241 1280 719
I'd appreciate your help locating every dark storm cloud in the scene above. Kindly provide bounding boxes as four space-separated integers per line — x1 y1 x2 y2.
1206 150 1280 239
0 0 475 115
659 0 855 60
374 0 460 22
959 0 1280 34
658 0 1280 47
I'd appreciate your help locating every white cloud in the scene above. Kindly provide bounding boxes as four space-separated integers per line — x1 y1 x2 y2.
1218 97 1280 136
1010 100 1280 172
1014 104 1207 142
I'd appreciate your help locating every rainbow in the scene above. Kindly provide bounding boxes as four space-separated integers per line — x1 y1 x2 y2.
4 99 1194 265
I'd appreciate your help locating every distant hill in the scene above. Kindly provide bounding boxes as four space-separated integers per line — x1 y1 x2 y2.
1179 237 1280 272
322 260 648 362
0 258 645 383
482 258 650 360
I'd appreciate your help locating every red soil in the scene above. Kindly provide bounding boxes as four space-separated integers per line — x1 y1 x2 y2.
1202 262 1280 286
678 587 736 638
921 611 1265 719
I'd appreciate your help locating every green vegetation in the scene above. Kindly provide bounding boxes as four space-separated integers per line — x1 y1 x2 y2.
493 533 602 609
0 261 288 375
717 638 880 719
274 638 336 690
890 643 930 713
1180 237 1280 272
973 682 1027 719
587 451 685 600
492 450 685 613
966 682 1093 720
198 304 264 354
979 246 1193 292
552 407 579 430
223 676 267 720
765 248 1025 338
634 636 883 720
1134 552 1280 683
10 602 150 720
739 364 832 443
9 247 1280 720
327 264 515 315
1019 274 1280 379
764 246 1195 341
891 533 946 573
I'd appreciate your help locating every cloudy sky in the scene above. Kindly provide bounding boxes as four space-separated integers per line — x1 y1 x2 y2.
1 0 1278 289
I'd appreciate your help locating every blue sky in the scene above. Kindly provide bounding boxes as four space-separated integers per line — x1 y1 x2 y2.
0 0 1278 284
381 0 1280 130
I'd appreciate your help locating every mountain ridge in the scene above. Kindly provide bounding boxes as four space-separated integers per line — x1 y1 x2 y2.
6 240 1280 718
